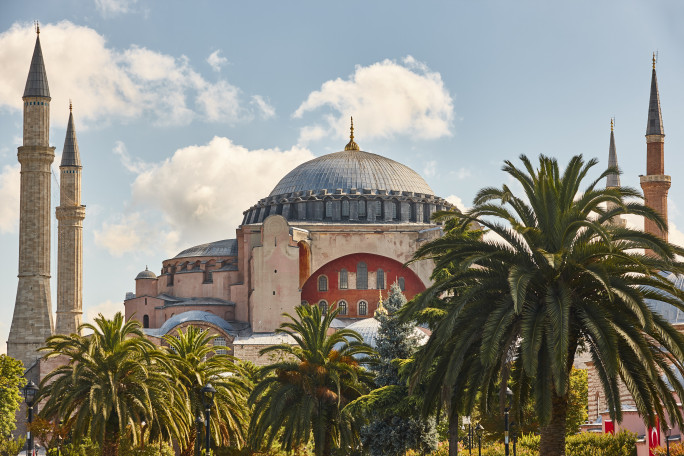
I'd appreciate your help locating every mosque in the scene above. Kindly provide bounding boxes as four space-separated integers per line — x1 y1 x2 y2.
9 25 684 453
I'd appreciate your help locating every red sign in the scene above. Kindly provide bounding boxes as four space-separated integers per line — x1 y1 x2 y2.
604 420 614 434
648 417 660 456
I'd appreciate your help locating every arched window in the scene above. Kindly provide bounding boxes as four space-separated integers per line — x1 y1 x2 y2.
393 200 400 220
143 315 149 328
339 269 348 289
213 337 227 355
325 199 333 218
341 199 350 217
398 277 405 291
377 269 385 289
358 199 367 217
319 300 328 315
338 300 348 316
318 275 328 291
358 300 368 316
203 261 214 284
357 262 368 289
301 300 309 306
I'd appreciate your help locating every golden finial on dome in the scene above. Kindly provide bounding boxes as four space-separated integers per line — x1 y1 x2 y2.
344 116 360 151
375 290 388 316
69 99 72 112
610 117 614 132
35 21 40 35
653 52 657 70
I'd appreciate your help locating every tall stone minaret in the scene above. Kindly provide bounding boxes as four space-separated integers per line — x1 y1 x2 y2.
55 103 85 335
606 119 626 227
640 54 671 242
8 26 55 369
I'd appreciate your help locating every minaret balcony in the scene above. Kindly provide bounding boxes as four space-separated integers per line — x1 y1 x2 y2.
640 174 671 184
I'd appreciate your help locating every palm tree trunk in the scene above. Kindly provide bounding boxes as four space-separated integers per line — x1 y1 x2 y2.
181 428 196 456
539 390 568 456
448 408 459 456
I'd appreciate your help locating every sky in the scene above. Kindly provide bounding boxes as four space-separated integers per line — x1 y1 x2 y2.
1 0 684 352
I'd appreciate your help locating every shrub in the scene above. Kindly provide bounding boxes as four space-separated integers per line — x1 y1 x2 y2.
654 442 684 455
0 436 25 456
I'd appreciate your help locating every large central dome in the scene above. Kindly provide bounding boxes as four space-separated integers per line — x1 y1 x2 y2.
269 150 434 197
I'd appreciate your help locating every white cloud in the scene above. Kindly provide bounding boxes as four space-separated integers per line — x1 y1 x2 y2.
423 160 437 178
94 0 137 17
84 299 124 328
113 140 149 173
0 164 20 233
0 21 268 127
251 95 276 119
97 137 314 256
294 55 454 144
445 194 468 212
207 50 228 72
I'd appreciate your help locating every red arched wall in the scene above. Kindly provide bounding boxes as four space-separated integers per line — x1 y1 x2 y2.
301 253 426 318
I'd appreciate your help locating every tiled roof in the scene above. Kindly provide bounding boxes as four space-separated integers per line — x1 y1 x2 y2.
61 110 80 167
173 239 238 259
23 35 50 98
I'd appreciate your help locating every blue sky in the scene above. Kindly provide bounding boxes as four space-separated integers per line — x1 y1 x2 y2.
1 0 684 351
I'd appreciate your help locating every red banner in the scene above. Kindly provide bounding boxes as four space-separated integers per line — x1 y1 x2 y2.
648 417 660 456
604 420 614 434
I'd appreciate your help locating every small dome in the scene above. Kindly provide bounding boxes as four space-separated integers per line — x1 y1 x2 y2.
136 267 156 280
269 150 434 197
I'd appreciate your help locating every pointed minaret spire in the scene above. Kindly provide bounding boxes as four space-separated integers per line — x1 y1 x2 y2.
23 23 50 99
646 52 663 136
61 101 81 167
606 118 620 188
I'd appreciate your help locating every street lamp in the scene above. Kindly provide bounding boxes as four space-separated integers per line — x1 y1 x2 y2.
22 380 39 456
666 426 672 456
463 415 472 455
201 383 216 454
195 413 204 456
476 422 484 456
510 421 517 456
505 387 513 456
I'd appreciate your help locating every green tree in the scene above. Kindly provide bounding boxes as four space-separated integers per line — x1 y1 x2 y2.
163 326 250 455
249 304 375 456
38 312 185 456
0 355 25 436
404 154 684 455
359 283 437 456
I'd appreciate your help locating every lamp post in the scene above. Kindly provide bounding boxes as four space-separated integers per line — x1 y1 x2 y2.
510 422 517 456
463 415 472 455
476 423 484 456
22 380 39 456
201 383 216 455
666 426 671 456
195 413 204 456
505 387 513 456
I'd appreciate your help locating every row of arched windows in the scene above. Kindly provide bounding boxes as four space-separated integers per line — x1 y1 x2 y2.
318 262 402 291
313 300 366 316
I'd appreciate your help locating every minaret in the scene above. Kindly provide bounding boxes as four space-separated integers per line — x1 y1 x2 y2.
8 24 55 368
606 119 626 227
55 102 85 335
640 54 671 242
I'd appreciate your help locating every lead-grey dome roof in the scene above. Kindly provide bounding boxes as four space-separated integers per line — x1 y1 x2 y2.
269 150 434 197
173 239 238 259
136 267 156 280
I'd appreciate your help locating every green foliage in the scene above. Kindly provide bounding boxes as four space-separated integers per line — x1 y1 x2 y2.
654 442 684 455
566 368 588 435
0 355 25 436
0 435 24 456
48 437 99 456
360 283 437 456
249 304 376 456
403 154 684 455
518 432 637 456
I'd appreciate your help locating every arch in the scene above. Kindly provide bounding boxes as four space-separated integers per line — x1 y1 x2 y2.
338 300 348 316
357 262 368 289
319 300 328 315
318 275 328 292
358 300 368 316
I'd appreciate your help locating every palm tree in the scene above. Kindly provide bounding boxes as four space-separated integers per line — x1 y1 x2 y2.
403 154 684 455
249 304 376 456
38 312 184 456
162 326 250 455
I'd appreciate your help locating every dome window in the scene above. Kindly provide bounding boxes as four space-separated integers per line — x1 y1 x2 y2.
358 300 368 316
339 269 348 289
341 200 350 217
319 300 328 315
318 275 328 292
357 262 368 289
358 200 366 217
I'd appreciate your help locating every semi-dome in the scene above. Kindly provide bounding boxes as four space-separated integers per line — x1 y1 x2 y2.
136 267 157 280
269 150 434 197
